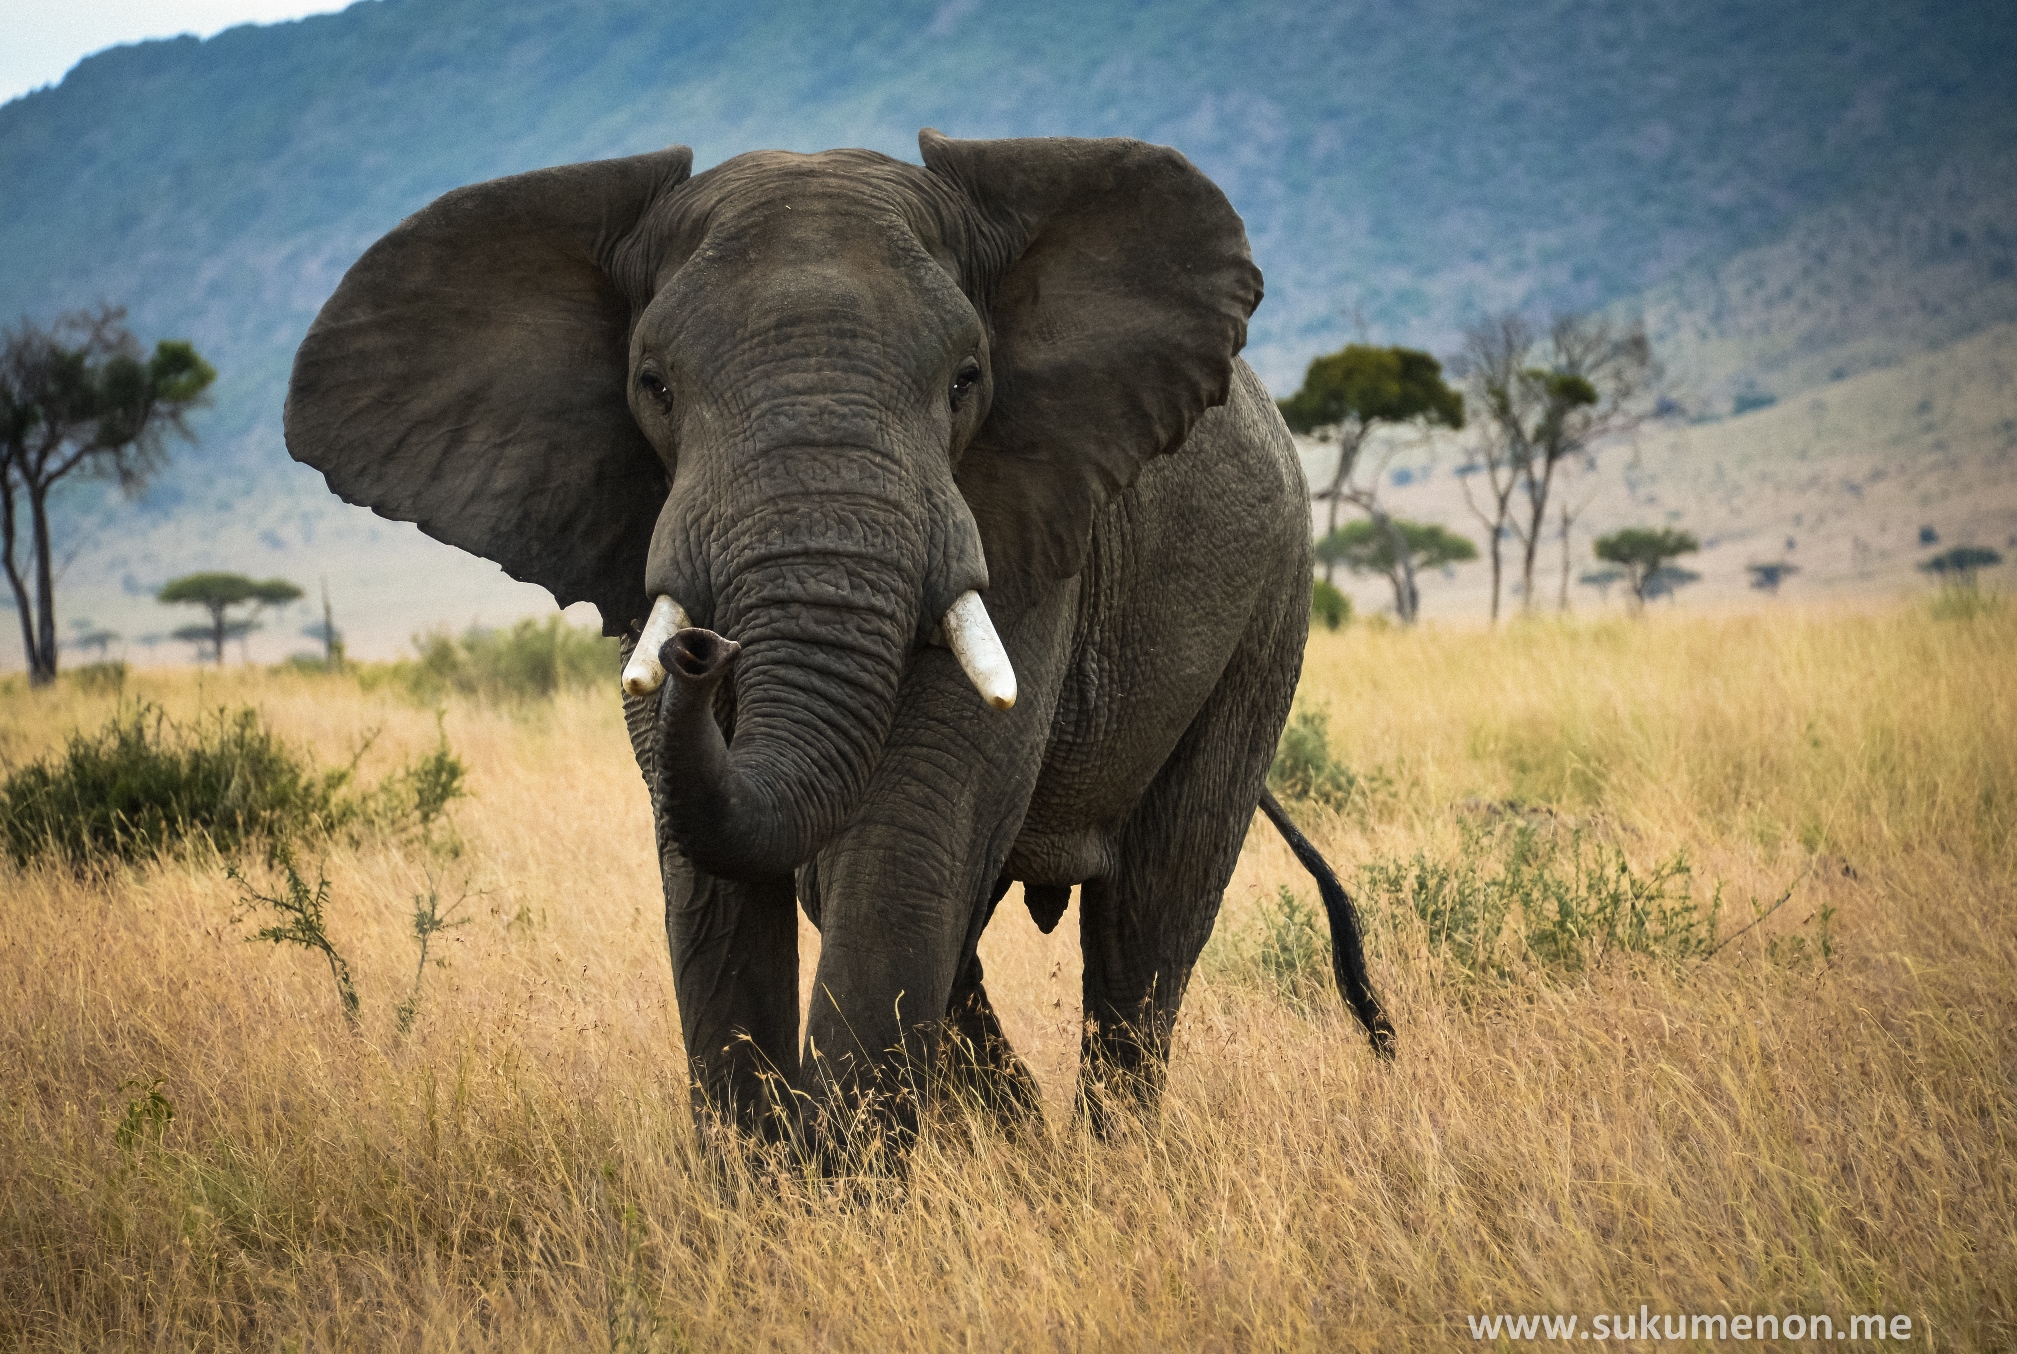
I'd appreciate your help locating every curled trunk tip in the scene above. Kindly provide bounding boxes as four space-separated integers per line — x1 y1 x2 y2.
664 627 741 683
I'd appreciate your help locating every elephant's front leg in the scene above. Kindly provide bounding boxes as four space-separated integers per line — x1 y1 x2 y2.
798 605 1070 1153
941 945 1046 1129
659 853 800 1140
621 638 799 1141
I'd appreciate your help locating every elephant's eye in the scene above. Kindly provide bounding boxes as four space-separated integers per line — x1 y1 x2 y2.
637 370 672 411
949 357 982 408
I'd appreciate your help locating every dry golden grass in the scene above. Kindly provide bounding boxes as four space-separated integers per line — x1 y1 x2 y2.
2 602 2012 1350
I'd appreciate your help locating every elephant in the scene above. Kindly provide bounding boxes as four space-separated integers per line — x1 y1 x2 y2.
285 130 1394 1151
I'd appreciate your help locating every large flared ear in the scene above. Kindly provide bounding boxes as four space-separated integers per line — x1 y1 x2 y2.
920 131 1262 611
285 147 694 635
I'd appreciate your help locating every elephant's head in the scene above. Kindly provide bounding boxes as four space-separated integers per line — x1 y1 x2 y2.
286 132 1260 881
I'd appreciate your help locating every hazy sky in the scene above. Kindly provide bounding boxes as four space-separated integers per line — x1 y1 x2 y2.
0 1 348 105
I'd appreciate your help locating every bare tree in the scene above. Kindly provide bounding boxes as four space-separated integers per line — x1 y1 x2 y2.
1555 468 1603 611
1 307 214 683
1452 316 1533 623
1457 313 1655 621
1516 315 1654 611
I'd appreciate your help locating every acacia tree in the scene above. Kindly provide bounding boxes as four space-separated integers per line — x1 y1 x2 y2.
1457 314 1654 620
1920 546 2003 587
1319 517 1477 622
158 572 302 665
1593 527 1698 612
1747 561 1800 594
1278 344 1463 616
1 307 214 683
1579 565 1627 603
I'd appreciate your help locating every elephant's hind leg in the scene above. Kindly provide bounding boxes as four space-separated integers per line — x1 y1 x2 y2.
1076 623 1300 1131
938 951 1046 1132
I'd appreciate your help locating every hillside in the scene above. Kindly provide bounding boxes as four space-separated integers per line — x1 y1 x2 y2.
3 0 2016 666
1637 150 2017 418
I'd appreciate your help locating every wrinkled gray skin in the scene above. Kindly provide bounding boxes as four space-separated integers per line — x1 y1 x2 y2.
287 131 1373 1151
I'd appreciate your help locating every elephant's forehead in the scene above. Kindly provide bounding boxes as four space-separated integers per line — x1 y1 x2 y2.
687 148 932 226
661 166 960 301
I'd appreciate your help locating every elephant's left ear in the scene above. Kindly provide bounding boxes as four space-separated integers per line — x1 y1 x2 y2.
285 147 693 635
920 130 1262 610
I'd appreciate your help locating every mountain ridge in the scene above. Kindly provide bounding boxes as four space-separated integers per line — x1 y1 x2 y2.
3 0 2015 666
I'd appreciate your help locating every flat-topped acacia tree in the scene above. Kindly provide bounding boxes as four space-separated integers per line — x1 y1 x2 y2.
158 573 302 665
1594 527 1699 612
1920 546 2003 587
1278 344 1464 615
1318 517 1478 622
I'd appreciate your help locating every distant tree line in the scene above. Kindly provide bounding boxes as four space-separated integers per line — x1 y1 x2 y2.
1281 314 2000 629
1278 311 1685 626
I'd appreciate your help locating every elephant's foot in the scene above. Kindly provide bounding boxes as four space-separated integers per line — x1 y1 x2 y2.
1075 998 1174 1137
939 956 1046 1135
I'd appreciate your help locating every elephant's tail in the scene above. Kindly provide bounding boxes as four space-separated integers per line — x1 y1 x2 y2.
1257 787 1398 1060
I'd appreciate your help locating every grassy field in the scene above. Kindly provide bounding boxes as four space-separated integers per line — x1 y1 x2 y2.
1 602 2012 1350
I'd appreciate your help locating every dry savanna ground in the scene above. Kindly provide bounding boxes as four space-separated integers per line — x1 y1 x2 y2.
1 602 2012 1350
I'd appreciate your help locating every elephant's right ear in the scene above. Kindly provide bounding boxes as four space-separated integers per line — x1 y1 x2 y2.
285 147 693 635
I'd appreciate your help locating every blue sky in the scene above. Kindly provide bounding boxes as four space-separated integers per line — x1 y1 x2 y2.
0 1 347 105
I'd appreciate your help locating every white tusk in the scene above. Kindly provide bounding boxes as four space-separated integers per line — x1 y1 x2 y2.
621 594 692 696
942 590 1016 711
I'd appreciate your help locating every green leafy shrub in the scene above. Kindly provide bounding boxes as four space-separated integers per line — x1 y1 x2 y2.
113 1079 175 1152
394 874 472 1034
355 719 467 842
1 704 344 866
65 661 128 695
1310 579 1352 631
0 702 466 868
368 617 619 703
231 857 358 1027
1202 885 1336 1009
1253 885 1333 1005
1359 821 1720 992
1928 585 2005 622
1268 708 1367 811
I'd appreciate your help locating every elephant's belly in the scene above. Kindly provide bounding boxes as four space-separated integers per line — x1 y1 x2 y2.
1004 825 1118 887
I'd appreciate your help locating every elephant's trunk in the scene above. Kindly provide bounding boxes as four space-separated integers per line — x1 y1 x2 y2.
651 627 777 876
649 517 924 880
642 424 1003 881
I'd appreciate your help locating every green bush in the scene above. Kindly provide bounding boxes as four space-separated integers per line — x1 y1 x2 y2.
1203 885 1335 1009
367 617 619 702
1256 885 1332 1003
1310 579 1352 631
1268 708 1364 810
0 702 465 869
1928 585 2005 622
65 661 128 695
231 857 358 1028
1358 822 1720 992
